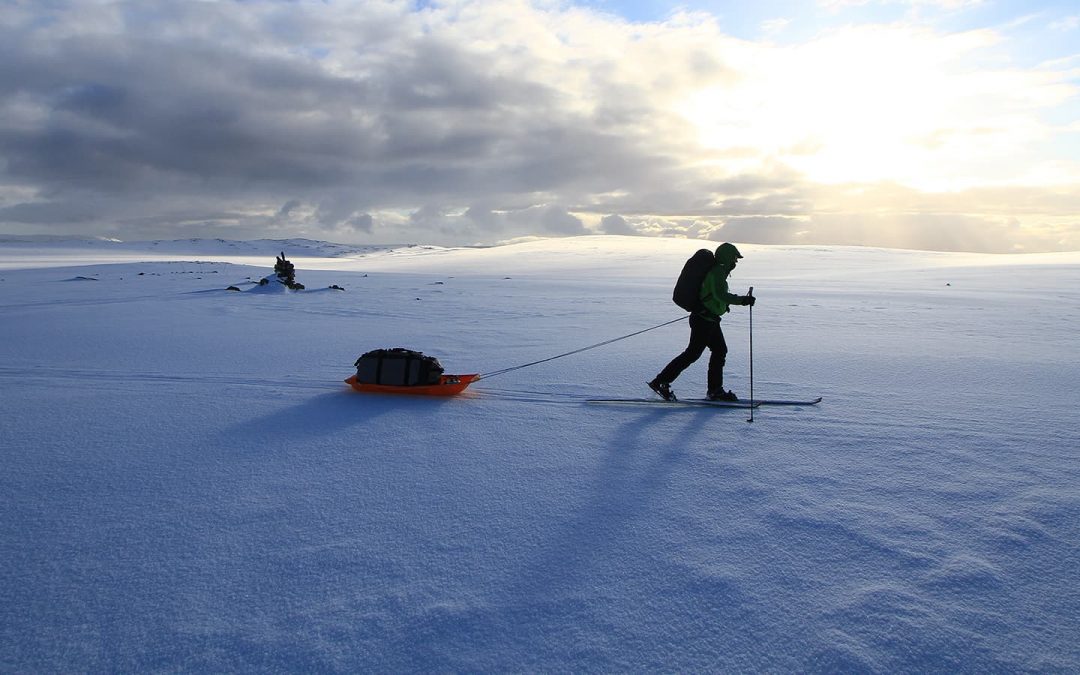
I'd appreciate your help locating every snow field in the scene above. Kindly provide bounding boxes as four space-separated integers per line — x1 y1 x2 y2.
2 236 1079 671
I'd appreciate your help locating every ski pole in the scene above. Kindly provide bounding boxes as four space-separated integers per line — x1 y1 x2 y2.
747 286 754 424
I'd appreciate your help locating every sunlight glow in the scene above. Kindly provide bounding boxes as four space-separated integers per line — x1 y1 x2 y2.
677 25 1077 191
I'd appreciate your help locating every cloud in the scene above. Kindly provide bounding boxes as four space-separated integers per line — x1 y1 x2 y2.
760 18 790 37
1049 16 1080 32
818 0 984 9
1 0 718 239
800 212 1049 252
712 216 807 245
344 213 374 234
537 206 587 235
0 0 1077 252
0 199 99 225
600 214 636 235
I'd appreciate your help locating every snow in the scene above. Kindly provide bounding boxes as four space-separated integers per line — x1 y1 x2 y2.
2 235 1079 671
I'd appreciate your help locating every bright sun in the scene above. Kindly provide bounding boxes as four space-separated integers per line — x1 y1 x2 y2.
675 25 1059 192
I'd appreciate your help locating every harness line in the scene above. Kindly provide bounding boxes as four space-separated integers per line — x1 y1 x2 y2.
477 315 686 381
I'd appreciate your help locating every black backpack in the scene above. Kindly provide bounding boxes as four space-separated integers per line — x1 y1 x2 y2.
672 249 714 312
354 348 444 386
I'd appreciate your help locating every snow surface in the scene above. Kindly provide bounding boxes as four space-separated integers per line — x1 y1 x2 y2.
2 235 1079 671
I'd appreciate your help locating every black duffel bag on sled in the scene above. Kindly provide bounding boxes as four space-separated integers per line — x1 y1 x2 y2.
354 348 444 386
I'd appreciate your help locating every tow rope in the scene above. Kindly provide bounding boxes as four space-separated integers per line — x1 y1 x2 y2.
476 315 686 381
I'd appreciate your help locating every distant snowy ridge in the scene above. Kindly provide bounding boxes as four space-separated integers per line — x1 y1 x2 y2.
0 236 464 271
3 234 1080 277
3 233 1077 263
0 236 429 257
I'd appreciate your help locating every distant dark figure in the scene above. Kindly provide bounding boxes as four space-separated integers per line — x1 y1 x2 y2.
649 242 755 402
274 252 296 285
273 252 304 290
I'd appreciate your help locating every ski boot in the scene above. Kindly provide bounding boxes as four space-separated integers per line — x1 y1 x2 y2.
707 389 739 402
648 379 677 401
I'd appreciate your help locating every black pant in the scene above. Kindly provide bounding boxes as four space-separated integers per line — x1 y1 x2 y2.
656 313 727 393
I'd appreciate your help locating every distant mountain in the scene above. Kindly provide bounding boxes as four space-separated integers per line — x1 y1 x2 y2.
0 236 431 257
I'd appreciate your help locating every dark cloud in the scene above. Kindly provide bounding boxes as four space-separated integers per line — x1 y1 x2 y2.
0 1 717 241
538 206 586 235
277 200 302 218
344 213 374 234
0 199 99 225
600 214 636 235
0 1 1075 252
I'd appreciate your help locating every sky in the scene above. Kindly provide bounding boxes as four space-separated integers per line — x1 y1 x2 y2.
0 0 1078 251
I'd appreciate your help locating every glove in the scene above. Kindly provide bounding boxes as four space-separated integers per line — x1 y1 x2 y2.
743 295 756 307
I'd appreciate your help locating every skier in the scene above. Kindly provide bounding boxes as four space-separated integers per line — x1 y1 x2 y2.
649 242 755 401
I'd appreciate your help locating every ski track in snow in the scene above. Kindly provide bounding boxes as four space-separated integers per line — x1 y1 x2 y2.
1 236 1079 672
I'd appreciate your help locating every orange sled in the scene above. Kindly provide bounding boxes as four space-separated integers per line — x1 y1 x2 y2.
344 373 480 397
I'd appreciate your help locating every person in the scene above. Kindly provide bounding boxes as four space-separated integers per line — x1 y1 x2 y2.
649 242 755 401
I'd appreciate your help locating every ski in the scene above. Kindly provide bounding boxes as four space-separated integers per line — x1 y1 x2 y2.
753 397 822 406
587 398 760 409
586 396 821 408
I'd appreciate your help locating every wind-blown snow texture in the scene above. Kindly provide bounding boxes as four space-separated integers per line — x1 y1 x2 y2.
2 236 1079 672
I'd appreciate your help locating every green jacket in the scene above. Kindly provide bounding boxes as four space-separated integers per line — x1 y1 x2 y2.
699 263 743 320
